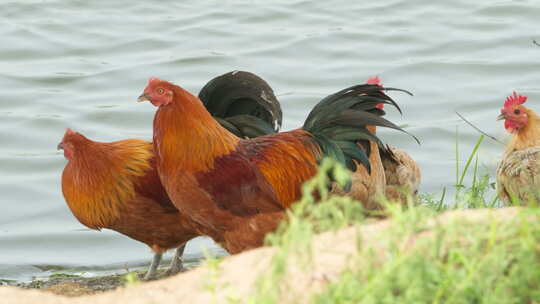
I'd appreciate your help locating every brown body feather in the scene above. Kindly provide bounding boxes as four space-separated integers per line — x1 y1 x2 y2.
333 125 421 209
331 125 386 209
345 140 386 210
243 131 322 206
61 135 201 253
366 121 420 205
381 146 421 203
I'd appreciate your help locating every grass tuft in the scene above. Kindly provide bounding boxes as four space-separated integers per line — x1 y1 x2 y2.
313 207 540 304
421 134 500 211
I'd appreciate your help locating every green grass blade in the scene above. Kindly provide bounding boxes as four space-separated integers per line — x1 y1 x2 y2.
458 135 484 187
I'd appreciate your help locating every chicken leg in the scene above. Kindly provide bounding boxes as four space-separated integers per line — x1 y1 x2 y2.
143 252 163 280
166 244 187 276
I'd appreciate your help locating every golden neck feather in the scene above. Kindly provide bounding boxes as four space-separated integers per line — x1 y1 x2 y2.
153 86 239 172
508 108 540 152
61 139 153 229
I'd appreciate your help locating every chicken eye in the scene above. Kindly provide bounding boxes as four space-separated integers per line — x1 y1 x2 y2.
157 88 164 95
514 109 521 115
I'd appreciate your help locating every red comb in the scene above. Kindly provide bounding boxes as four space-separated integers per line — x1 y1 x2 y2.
366 76 384 109
65 128 75 135
366 76 381 86
504 91 527 107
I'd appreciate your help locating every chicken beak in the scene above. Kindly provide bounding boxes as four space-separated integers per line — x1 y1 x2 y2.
497 113 506 121
57 142 64 150
137 94 150 102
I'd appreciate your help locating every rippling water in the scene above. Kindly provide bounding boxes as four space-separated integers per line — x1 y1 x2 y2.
1 0 539 281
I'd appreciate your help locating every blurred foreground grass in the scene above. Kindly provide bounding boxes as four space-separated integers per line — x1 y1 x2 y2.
247 154 539 303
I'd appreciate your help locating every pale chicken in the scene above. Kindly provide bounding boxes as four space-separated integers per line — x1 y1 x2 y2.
497 91 540 204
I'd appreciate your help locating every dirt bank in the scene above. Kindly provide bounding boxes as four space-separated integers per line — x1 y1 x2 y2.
0 208 523 304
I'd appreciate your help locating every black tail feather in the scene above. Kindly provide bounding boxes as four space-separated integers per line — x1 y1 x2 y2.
199 71 282 138
221 115 277 139
303 83 415 172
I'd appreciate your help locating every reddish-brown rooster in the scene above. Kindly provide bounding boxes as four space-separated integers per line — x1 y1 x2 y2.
139 77 413 253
